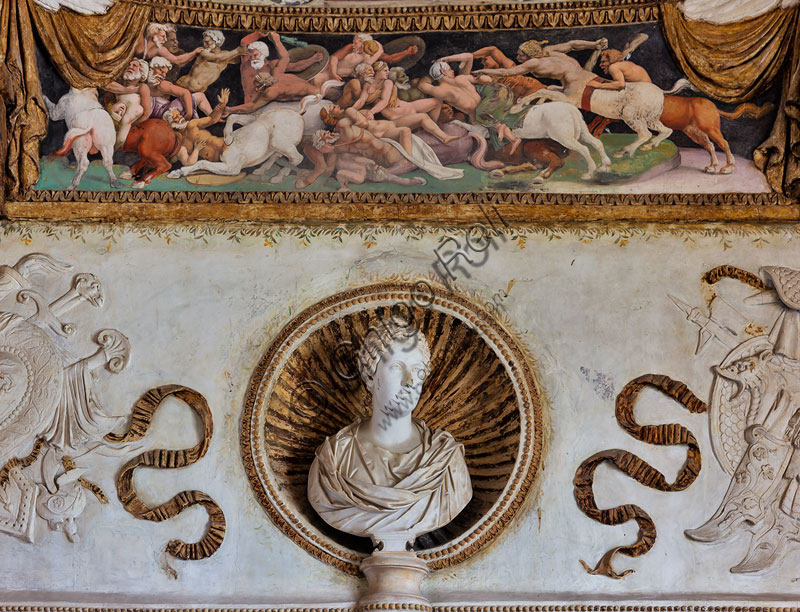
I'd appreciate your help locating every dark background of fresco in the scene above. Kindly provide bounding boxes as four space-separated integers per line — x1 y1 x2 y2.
36 21 779 160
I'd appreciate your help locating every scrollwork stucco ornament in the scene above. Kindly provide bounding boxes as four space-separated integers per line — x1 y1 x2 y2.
0 253 131 545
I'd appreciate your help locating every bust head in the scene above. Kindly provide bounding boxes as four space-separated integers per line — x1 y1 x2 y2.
308 315 472 555
357 320 430 419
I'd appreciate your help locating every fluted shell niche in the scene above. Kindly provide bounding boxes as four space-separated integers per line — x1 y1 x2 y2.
242 283 544 574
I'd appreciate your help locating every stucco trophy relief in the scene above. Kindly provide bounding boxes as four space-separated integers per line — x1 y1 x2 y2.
575 265 800 579
308 320 472 609
0 253 131 544
686 266 800 573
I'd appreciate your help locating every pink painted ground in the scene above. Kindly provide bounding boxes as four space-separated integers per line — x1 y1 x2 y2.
542 148 771 194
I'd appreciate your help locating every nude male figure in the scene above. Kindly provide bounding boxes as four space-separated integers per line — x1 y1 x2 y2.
352 61 452 143
176 30 247 93
239 31 323 105
166 89 231 165
594 49 652 90
226 34 332 114
104 59 150 149
417 53 488 120
337 62 374 109
474 38 608 107
135 23 201 66
321 104 414 155
311 34 400 88
472 46 517 70
418 53 520 151
141 57 213 120
305 121 426 191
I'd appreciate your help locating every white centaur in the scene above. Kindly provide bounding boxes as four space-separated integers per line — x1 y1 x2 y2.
44 88 119 190
513 101 611 180
519 82 675 158
168 107 307 184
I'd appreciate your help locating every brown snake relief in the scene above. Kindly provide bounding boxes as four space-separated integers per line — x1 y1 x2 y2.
573 375 708 579
701 265 768 292
107 385 227 562
574 265 770 579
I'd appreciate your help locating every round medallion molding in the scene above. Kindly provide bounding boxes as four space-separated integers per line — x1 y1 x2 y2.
241 282 544 574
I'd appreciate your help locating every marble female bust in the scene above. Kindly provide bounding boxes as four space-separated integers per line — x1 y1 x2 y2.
307 319 472 552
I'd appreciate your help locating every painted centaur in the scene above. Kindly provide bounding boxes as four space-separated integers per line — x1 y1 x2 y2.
44 87 119 190
168 106 306 181
119 119 182 188
661 99 773 174
587 97 774 174
518 81 675 158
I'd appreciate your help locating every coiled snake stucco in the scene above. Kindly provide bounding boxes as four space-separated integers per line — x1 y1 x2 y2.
573 266 763 579
107 384 226 562
573 374 707 579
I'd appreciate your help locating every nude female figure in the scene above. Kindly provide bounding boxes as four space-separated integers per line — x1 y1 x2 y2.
321 104 414 155
352 61 453 144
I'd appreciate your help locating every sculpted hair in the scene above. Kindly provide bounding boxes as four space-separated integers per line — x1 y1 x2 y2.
389 67 410 89
389 66 406 80
357 319 431 391
354 33 374 43
105 102 125 126
150 56 173 70
517 39 550 60
319 106 339 127
312 129 339 150
601 49 625 64
354 62 371 77
363 39 380 55
164 108 184 128
247 41 270 58
204 29 225 47
146 23 167 39
134 59 149 82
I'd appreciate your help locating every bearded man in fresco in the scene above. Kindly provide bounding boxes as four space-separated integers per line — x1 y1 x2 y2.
474 37 609 109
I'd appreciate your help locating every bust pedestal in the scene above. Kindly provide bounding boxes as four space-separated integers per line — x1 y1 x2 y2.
358 550 430 611
307 322 472 611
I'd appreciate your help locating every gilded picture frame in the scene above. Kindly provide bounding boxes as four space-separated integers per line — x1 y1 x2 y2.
1 0 798 222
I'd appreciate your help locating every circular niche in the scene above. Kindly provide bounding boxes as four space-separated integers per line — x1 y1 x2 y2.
242 282 544 575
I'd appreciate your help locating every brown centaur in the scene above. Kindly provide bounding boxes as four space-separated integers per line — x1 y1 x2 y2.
573 374 707 579
108 385 226 563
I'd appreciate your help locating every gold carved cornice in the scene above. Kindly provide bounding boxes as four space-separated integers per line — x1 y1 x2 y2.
6 192 796 224
2 606 800 611
136 0 661 32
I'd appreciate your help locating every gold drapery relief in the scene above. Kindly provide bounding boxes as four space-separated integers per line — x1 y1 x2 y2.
661 3 800 196
0 0 149 200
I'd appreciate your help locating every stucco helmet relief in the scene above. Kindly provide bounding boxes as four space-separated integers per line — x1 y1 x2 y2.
687 266 800 574
0 253 130 544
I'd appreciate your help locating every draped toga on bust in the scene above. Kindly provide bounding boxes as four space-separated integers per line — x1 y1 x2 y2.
307 418 471 540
